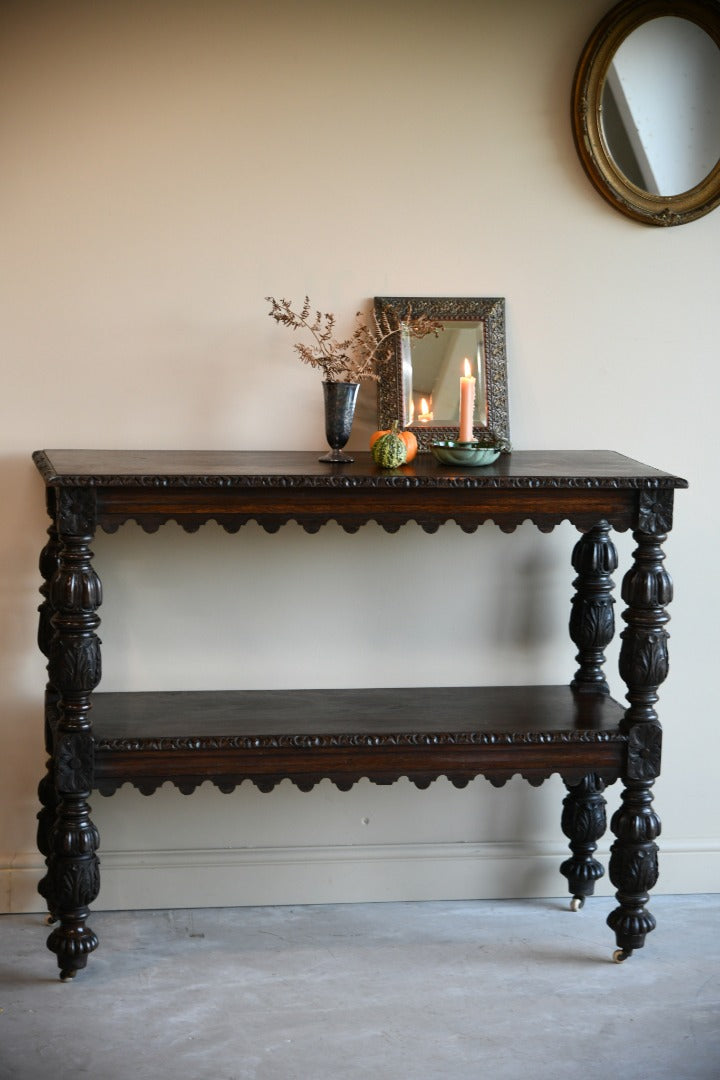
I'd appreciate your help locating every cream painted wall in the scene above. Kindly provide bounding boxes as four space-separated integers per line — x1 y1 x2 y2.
2 0 718 913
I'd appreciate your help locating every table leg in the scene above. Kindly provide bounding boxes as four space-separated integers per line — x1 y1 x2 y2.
45 512 102 980
569 520 617 694
563 524 614 909
608 527 671 961
560 773 606 909
36 514 61 921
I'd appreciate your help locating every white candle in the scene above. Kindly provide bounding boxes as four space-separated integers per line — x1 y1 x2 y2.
459 358 475 442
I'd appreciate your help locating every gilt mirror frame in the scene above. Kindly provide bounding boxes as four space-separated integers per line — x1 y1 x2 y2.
572 0 720 226
375 296 510 453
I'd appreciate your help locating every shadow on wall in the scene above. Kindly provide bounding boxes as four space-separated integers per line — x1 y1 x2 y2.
0 455 54 898
497 546 565 650
0 454 51 696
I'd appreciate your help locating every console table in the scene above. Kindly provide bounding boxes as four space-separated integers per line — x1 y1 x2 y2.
32 449 687 979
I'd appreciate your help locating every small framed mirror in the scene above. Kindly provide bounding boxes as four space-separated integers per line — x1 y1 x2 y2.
375 296 510 452
572 0 720 226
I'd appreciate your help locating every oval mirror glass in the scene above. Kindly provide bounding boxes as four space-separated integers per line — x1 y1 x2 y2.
601 16 720 196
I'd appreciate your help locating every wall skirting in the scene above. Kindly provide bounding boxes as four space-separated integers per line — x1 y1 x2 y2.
4 840 719 914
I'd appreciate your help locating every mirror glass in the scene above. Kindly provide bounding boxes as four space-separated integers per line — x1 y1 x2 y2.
402 321 486 429
601 16 720 196
375 297 510 452
572 0 720 225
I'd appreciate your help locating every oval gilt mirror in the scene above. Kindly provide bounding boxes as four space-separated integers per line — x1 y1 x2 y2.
572 0 720 225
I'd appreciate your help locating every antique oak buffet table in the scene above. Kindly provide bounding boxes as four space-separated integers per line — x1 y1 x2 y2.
32 449 687 979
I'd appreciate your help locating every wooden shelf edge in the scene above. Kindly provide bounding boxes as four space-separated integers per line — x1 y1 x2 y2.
88 685 627 794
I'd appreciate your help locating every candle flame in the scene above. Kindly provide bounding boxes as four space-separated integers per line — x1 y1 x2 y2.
463 357 472 378
418 397 433 422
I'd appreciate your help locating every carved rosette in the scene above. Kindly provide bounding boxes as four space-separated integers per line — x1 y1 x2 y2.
569 522 617 693
638 490 674 534
44 515 103 977
56 487 97 536
626 722 662 782
55 732 95 793
560 773 607 898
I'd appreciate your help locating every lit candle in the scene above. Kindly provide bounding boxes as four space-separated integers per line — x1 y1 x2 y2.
418 397 433 423
459 358 475 442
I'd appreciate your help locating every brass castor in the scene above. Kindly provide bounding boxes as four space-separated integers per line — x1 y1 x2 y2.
570 896 585 912
612 948 631 963
59 969 77 981
45 914 57 926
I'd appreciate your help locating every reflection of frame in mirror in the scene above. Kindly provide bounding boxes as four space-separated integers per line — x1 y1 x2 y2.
375 296 510 452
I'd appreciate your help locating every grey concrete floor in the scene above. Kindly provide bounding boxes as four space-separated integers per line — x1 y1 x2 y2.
1 896 718 1080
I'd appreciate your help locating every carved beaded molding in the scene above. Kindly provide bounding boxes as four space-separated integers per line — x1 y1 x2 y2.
94 727 627 795
33 455 681 491
95 728 628 753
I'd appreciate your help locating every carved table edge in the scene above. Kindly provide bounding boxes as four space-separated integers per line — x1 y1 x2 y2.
93 729 629 752
32 451 688 492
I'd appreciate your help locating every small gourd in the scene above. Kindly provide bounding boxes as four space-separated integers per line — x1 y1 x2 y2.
371 421 408 469
370 424 418 463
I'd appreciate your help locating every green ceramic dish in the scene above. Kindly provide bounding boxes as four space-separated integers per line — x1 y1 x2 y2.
431 441 501 467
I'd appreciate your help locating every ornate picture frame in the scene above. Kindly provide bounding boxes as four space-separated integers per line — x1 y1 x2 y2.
375 296 510 452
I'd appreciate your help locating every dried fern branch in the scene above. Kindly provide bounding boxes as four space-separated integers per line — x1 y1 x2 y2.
266 296 442 382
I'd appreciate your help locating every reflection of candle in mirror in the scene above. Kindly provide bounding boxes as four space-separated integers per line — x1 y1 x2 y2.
459 358 475 442
418 397 433 423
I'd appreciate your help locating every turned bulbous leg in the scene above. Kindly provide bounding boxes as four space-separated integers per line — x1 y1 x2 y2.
569 522 617 695
607 525 671 958
560 773 607 907
43 506 103 978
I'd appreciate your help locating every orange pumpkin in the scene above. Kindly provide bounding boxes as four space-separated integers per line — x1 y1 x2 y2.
370 425 418 463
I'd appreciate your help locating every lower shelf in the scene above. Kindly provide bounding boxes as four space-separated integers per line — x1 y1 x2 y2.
90 685 627 795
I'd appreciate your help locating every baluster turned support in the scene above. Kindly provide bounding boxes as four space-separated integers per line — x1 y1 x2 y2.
36 494 62 922
562 523 614 908
569 521 618 694
44 488 102 980
608 509 673 961
560 773 607 909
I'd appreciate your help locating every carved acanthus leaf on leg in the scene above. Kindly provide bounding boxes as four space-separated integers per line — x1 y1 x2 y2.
36 512 62 917
569 522 617 694
608 525 672 958
45 521 103 978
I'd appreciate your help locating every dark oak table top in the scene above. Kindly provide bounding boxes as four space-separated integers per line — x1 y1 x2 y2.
33 449 688 490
